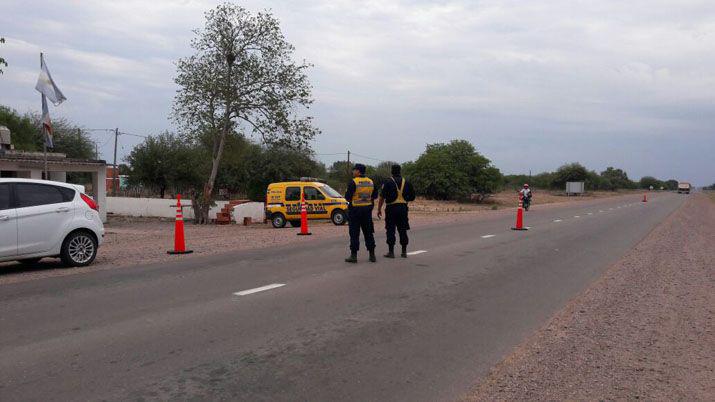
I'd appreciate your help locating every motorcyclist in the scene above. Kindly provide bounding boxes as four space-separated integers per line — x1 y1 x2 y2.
519 184 532 209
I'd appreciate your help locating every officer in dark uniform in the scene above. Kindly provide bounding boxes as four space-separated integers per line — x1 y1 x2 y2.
344 163 378 263
377 164 415 258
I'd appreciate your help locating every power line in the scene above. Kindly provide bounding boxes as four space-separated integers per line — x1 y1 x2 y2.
118 131 148 138
350 152 387 162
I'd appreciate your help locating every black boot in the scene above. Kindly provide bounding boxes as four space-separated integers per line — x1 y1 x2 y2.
369 250 377 263
345 252 357 263
401 245 407 258
384 246 395 258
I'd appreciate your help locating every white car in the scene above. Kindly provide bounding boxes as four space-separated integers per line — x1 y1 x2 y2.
0 178 104 267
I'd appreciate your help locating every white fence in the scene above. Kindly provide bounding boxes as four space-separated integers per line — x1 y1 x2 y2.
107 197 229 220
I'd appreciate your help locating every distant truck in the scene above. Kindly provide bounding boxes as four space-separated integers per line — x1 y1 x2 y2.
677 182 691 194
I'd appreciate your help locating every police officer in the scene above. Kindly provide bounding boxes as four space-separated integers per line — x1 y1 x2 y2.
344 163 378 263
377 164 415 258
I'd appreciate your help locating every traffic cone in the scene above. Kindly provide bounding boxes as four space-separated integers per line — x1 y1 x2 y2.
511 198 528 231
297 192 312 236
168 194 193 254
642 193 647 203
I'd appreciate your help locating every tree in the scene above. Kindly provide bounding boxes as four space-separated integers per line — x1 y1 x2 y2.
125 132 204 198
600 167 634 190
0 37 7 75
639 176 663 189
551 163 588 189
242 145 325 201
172 3 318 223
409 140 501 200
664 179 679 191
0 106 95 159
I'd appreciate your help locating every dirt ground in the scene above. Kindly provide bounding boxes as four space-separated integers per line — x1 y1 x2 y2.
0 190 645 285
465 193 715 401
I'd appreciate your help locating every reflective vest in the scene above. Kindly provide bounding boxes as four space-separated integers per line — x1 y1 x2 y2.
387 177 407 205
351 177 374 207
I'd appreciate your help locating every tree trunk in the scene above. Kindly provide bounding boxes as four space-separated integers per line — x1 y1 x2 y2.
196 59 233 224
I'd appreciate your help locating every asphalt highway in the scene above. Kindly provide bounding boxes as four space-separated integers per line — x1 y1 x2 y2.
0 193 685 401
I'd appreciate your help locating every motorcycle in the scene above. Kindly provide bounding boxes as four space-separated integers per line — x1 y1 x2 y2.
522 195 532 211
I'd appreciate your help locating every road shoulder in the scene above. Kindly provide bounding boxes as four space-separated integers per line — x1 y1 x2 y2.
465 193 715 401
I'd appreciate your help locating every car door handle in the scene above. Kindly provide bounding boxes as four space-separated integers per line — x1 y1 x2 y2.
55 207 71 213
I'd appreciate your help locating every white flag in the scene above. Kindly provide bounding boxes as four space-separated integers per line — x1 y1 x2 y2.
35 54 67 106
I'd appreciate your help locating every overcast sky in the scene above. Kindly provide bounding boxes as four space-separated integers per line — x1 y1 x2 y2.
1 0 713 185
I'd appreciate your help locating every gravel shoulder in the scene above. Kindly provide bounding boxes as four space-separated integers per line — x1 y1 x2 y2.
465 193 715 401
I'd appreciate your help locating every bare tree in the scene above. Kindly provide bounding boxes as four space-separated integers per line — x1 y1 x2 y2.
172 3 319 223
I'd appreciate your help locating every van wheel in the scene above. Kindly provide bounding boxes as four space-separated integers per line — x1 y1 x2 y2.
60 231 98 267
289 220 301 228
331 209 347 225
271 213 287 228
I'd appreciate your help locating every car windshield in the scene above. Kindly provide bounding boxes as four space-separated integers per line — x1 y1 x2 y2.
320 184 343 199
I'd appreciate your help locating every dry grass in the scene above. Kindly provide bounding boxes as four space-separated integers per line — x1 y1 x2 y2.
410 189 642 214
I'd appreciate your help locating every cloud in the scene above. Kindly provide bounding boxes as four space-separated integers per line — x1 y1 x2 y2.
0 0 713 184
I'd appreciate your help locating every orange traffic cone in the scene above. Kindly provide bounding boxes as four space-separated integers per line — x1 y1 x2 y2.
511 198 528 231
168 194 193 254
642 193 647 203
297 192 312 236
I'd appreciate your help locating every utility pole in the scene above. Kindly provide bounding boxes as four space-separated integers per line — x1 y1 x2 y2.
112 127 119 195
346 150 351 179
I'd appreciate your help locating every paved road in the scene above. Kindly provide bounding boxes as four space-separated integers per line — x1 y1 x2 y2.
0 193 685 401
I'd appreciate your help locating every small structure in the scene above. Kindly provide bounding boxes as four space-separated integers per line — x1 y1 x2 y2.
566 181 585 196
0 126 13 151
0 131 107 221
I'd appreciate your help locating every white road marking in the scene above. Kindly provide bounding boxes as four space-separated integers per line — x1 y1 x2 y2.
407 250 428 255
587 212 593 215
599 210 605 213
525 226 532 229
234 283 286 296
553 219 562 222
574 215 581 218
481 234 496 238
609 208 614 210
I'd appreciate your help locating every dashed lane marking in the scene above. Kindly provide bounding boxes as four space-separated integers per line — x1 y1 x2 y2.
481 234 496 238
234 283 286 296
553 219 563 222
587 212 593 215
407 250 428 256
574 215 581 218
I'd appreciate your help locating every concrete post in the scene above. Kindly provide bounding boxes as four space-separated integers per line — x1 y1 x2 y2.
93 166 107 223
49 171 67 182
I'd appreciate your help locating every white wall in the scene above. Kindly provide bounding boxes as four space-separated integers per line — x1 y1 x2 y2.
107 197 229 220
232 202 265 223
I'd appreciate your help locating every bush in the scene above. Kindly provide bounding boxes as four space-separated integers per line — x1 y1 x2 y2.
408 140 502 200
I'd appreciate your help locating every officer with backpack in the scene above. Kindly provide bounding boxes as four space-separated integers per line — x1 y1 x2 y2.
344 163 379 263
377 164 416 258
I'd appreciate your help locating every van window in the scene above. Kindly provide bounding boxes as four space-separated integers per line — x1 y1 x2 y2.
285 186 301 201
0 184 11 210
15 183 74 208
304 186 325 201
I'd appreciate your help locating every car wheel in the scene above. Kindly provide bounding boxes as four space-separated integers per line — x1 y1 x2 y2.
60 231 98 267
289 220 301 228
17 257 42 266
271 213 287 228
331 209 347 225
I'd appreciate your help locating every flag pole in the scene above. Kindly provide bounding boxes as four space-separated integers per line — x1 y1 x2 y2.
41 52 48 180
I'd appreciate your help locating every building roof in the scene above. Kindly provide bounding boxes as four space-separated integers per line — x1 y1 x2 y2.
0 150 106 166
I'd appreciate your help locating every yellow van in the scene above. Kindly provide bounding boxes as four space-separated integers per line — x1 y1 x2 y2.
265 178 349 228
